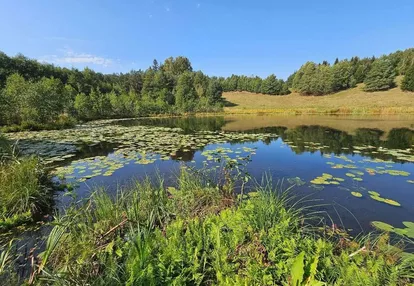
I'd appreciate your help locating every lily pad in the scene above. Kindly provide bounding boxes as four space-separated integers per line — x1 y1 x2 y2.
370 193 401 207
368 191 380 196
351 192 363 198
287 177 306 186
371 221 394 232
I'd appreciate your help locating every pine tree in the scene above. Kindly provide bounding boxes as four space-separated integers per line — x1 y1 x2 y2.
401 64 414 92
363 59 396 92
152 59 159 71
261 74 281 95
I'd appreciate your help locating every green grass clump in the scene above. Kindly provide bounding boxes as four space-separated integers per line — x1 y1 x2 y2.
0 133 12 161
0 114 77 133
0 157 53 230
19 169 414 285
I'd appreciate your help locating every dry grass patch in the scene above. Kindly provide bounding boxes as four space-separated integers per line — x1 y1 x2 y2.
223 84 414 115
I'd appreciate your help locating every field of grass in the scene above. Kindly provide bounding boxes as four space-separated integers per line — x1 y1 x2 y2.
223 82 414 115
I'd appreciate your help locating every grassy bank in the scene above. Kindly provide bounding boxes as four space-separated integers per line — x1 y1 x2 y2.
3 169 413 285
0 136 55 230
223 84 414 115
0 115 77 133
0 157 54 230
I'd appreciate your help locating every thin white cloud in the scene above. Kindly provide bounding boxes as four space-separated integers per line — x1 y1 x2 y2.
197 3 201 8
43 36 86 42
165 6 170 12
40 48 114 67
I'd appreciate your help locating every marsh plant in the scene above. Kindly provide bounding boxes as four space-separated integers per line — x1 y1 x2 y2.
0 137 55 230
2 167 412 285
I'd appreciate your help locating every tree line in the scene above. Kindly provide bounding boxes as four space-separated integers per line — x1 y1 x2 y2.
207 48 414 97
1 48 413 129
0 53 223 129
218 74 290 95
292 48 414 95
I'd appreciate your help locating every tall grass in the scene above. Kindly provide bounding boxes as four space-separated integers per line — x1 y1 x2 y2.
0 156 53 230
0 114 77 133
17 168 414 285
0 133 13 161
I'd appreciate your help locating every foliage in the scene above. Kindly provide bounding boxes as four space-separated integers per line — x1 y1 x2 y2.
161 56 193 76
0 53 224 129
1 48 413 127
292 62 335 95
401 64 414 92
220 74 290 95
363 58 396 92
395 48 414 75
0 157 54 230
0 133 12 161
290 49 414 95
0 73 74 128
206 78 224 103
332 60 356 91
6 168 411 285
175 72 197 111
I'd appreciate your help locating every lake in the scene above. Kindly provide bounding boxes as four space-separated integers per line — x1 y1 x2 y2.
6 114 414 236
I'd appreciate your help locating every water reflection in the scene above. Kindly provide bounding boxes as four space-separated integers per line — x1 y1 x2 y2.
114 116 414 164
117 116 227 133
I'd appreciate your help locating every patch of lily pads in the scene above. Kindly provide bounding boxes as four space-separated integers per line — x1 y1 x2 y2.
200 146 256 164
310 173 343 185
6 123 278 182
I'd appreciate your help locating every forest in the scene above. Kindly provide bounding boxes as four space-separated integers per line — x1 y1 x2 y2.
0 48 414 131
0 55 223 130
222 48 414 95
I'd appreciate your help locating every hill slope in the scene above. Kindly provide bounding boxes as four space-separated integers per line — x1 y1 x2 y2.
223 83 414 115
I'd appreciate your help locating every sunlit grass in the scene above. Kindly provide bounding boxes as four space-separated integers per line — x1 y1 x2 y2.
10 168 413 285
0 156 53 230
223 83 414 115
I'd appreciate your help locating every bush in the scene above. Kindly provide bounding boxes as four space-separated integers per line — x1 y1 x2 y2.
401 64 414 92
0 157 53 229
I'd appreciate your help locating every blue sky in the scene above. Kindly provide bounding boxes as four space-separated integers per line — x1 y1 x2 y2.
0 0 413 79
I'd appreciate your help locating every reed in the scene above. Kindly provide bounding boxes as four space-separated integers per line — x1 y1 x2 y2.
0 156 53 230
